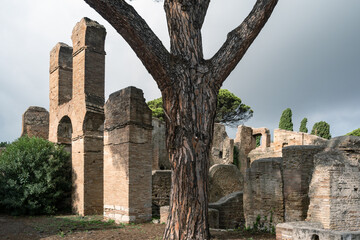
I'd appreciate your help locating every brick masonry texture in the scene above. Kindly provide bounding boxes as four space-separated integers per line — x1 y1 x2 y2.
103 87 153 223
282 145 325 222
209 191 244 229
209 164 243 203
21 106 49 139
152 170 172 218
244 158 284 229
48 17 106 215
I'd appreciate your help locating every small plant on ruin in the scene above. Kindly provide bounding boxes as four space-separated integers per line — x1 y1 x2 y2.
0 136 71 215
299 117 308 133
311 121 331 139
346 128 360 136
278 108 293 131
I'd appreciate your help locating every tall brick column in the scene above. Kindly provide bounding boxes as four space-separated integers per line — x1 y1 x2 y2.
48 18 106 215
104 87 153 223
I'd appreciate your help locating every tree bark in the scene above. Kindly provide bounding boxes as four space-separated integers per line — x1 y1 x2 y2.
84 0 279 239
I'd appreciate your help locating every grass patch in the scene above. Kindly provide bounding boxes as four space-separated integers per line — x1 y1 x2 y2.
32 215 124 236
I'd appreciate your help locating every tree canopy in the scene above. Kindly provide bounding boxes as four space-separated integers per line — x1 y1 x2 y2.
311 121 331 139
147 89 253 127
346 128 360 137
279 108 293 131
299 117 308 133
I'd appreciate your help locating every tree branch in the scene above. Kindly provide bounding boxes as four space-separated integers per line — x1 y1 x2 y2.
84 0 171 91
210 0 278 87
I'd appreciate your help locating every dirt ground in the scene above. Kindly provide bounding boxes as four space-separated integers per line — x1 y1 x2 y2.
0 215 276 240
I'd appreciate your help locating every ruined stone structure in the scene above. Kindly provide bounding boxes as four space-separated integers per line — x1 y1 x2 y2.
276 136 360 239
21 106 49 139
151 118 170 170
103 87 153 223
244 158 284 229
209 164 243 203
152 170 172 218
210 123 234 166
282 145 325 222
48 18 106 215
209 191 245 229
248 129 328 163
19 17 360 234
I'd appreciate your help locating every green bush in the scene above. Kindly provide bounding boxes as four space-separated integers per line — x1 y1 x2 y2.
0 136 71 215
299 118 308 133
147 97 164 121
311 121 331 140
346 128 360 137
278 108 293 131
0 142 9 148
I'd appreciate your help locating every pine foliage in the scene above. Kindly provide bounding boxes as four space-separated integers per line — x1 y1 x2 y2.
278 108 293 131
311 121 331 139
299 118 308 133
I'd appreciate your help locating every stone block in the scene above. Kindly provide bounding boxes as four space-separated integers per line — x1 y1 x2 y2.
209 191 244 229
21 106 49 139
209 164 243 203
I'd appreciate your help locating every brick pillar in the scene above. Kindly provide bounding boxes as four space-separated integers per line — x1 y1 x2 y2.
71 18 106 215
49 43 73 142
21 106 49 139
104 87 153 223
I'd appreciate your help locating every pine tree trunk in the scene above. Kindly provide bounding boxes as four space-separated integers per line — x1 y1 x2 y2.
83 1 279 239
162 73 219 240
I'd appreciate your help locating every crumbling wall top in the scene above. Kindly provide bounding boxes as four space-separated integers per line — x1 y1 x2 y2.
71 17 106 54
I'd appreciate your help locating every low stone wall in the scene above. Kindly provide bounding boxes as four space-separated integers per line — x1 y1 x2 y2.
244 158 284 229
276 222 360 240
282 145 325 222
209 191 244 229
152 170 172 218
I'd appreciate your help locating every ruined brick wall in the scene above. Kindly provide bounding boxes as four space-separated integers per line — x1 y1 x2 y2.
210 123 234 166
209 164 243 203
307 136 360 231
152 118 170 170
244 158 284 229
282 145 325 222
103 87 152 223
21 106 49 139
48 18 106 215
273 129 328 152
234 125 255 175
152 170 172 218
209 191 244 229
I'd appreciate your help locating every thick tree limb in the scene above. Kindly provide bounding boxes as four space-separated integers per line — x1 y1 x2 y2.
84 0 171 91
210 0 278 87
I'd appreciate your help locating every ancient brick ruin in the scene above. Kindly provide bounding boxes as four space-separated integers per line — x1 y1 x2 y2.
19 17 360 234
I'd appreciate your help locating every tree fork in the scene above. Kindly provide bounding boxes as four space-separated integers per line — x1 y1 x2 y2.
84 0 279 239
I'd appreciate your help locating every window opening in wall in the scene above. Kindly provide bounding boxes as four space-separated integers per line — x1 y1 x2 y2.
219 151 223 158
311 234 320 240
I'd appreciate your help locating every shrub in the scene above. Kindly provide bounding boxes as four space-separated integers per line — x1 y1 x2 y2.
346 128 360 137
0 136 71 215
278 108 293 131
311 121 331 139
299 118 308 133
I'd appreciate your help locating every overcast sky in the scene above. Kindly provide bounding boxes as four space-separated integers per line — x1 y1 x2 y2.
0 0 359 142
